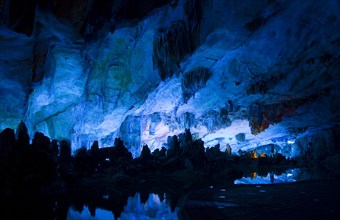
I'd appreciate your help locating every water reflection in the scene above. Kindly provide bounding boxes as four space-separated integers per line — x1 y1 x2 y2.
2 166 335 219
67 193 178 220
120 193 178 220
67 206 114 219
66 168 316 219
234 168 311 184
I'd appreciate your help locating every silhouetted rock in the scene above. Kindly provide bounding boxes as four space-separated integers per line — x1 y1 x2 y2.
59 140 73 179
32 131 50 152
238 149 244 157
60 140 71 162
258 156 271 166
152 147 167 158
20 149 57 184
167 135 180 158
74 147 92 175
225 143 232 156
206 144 225 161
141 145 151 159
110 138 133 160
183 157 194 170
49 139 59 162
205 144 231 173
179 129 193 154
89 140 101 170
160 146 167 157
108 138 133 171
0 128 15 157
187 139 206 169
90 140 99 151
15 121 30 150
273 152 286 164
152 148 160 156
161 157 184 172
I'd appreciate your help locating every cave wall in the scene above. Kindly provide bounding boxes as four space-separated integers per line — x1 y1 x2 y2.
0 0 339 156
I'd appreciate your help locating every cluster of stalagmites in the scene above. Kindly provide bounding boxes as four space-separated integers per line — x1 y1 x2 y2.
0 121 293 194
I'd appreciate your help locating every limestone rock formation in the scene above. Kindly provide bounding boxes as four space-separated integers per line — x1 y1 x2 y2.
0 0 339 158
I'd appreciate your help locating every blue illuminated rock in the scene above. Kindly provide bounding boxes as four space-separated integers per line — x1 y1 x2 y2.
235 133 246 142
0 0 339 159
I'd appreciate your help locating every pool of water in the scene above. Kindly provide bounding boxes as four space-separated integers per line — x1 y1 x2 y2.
2 166 338 219
64 167 321 219
234 168 312 184
67 193 179 220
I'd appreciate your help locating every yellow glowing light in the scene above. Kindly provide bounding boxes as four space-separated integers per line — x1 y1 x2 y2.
260 153 267 158
250 151 258 159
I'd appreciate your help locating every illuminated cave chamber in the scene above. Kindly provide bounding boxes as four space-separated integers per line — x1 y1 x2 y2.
0 0 339 160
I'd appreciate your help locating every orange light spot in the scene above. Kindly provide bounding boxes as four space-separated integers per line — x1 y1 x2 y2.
250 151 258 159
260 153 267 158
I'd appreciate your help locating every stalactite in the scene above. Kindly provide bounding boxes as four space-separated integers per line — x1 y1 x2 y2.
246 72 284 94
181 67 212 103
152 20 191 80
177 112 195 129
119 115 141 152
199 108 231 132
152 0 203 81
248 94 319 134
184 0 202 50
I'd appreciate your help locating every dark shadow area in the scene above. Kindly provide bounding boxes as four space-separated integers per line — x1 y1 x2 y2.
1 122 340 219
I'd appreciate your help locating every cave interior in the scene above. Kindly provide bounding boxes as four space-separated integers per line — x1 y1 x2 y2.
0 0 340 219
